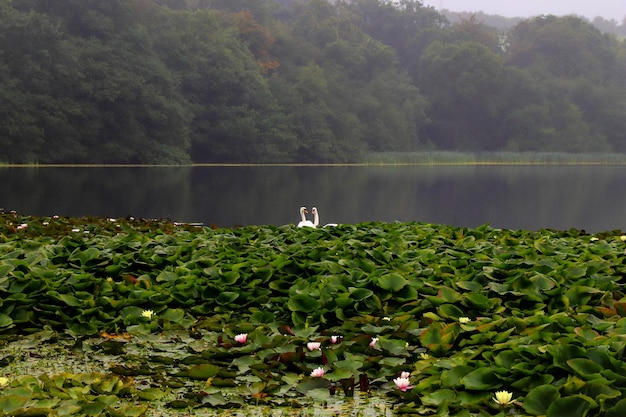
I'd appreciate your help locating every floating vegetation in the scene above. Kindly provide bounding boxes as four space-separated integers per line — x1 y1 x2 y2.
2 213 626 416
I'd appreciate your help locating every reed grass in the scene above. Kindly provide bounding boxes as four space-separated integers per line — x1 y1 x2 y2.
363 151 626 165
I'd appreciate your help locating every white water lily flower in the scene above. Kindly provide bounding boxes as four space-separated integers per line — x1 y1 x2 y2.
458 317 471 323
420 352 430 360
307 342 321 351
493 390 513 405
393 377 413 392
141 309 154 320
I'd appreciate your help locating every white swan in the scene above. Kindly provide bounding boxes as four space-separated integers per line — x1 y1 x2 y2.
311 207 337 227
297 206 315 228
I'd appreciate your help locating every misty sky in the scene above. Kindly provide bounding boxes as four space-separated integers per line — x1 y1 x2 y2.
421 0 626 21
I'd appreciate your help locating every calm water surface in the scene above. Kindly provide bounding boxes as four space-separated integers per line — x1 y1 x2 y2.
1 165 625 232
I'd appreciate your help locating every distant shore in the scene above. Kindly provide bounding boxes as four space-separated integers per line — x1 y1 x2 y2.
3 152 626 168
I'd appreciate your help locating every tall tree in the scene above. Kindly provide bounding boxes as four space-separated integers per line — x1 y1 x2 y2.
418 41 506 150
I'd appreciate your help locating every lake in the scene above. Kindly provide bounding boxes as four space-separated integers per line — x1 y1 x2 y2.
1 165 625 233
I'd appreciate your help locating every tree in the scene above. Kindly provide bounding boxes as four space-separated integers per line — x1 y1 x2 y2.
507 15 616 81
418 41 506 150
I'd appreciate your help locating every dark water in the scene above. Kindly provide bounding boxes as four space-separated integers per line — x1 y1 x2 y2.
1 165 625 232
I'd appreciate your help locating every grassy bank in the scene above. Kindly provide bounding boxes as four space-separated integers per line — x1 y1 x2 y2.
364 151 626 165
1 214 626 416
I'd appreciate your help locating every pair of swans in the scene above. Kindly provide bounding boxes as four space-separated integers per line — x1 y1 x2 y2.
297 206 337 228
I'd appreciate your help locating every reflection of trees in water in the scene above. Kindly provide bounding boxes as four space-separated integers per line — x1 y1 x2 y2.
1 166 625 231
0 167 193 220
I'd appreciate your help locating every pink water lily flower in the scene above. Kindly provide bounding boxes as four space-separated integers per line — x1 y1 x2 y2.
330 335 340 344
369 337 379 347
310 367 325 377
234 333 248 344
307 342 321 351
393 377 413 392
400 371 411 379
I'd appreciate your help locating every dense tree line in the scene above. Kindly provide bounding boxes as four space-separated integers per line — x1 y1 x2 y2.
0 0 625 164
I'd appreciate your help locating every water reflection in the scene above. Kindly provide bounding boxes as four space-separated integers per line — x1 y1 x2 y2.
1 165 625 232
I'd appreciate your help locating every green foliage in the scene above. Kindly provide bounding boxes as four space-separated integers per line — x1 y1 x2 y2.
0 1 625 164
4 214 626 414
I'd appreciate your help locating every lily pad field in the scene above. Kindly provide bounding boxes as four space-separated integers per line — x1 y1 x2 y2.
2 213 626 416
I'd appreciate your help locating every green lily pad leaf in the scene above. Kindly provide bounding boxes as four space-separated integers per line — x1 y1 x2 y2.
564 266 587 280
441 366 472 389
55 401 83 415
350 288 373 301
68 322 99 336
565 286 602 305
156 271 178 282
93 375 121 394
0 264 14 277
202 393 228 407
184 364 220 380
113 405 148 416
57 293 82 307
378 273 407 292
534 241 556 255
493 350 516 369
379 357 407 368
167 400 197 409
546 395 595 417
80 401 106 416
605 398 626 417
439 287 463 303
160 308 186 323
420 322 459 355
523 384 561 416
438 303 465 319
0 395 28 413
455 280 483 292
70 247 100 265
220 271 240 285
567 358 603 377
334 359 364 373
305 388 331 402
530 274 556 290
216 291 239 305
460 368 501 390
325 368 354 382
31 399 61 409
288 294 320 313
463 293 491 309
421 389 456 406
137 388 165 401
296 377 331 394
232 356 257 373
581 382 621 403
378 338 409 356
0 314 13 328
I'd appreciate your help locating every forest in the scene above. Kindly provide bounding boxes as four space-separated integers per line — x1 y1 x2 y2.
0 0 625 164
